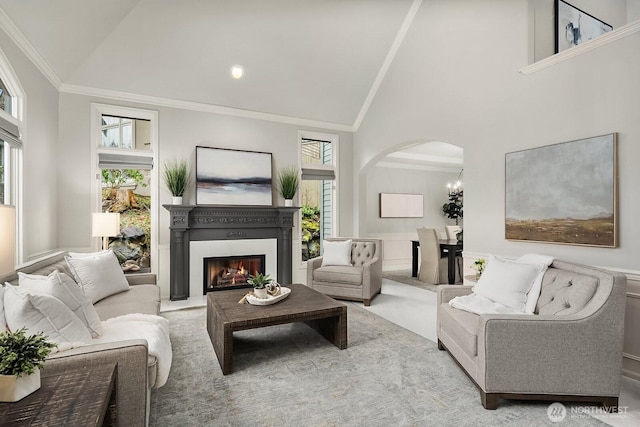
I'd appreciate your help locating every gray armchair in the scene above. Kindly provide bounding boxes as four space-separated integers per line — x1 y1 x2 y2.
307 238 382 306
437 259 627 410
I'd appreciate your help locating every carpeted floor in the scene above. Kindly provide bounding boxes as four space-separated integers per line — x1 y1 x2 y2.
150 305 604 426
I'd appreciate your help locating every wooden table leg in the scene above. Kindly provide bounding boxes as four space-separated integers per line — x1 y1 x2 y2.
207 299 233 375
305 308 348 349
447 249 456 284
412 240 419 277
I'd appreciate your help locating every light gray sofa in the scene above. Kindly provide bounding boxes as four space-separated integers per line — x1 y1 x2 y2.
307 238 382 306
1 252 161 426
437 259 627 410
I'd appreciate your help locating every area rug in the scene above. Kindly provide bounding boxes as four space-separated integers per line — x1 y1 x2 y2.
382 270 441 293
150 306 604 426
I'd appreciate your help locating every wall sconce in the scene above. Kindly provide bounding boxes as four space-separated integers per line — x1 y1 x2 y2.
92 212 120 250
0 204 15 276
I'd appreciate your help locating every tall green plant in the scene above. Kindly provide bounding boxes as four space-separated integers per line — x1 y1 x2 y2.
162 159 190 196
0 328 56 377
276 166 300 200
442 190 463 225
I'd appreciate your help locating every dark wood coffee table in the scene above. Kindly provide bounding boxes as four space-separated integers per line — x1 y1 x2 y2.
206 283 347 375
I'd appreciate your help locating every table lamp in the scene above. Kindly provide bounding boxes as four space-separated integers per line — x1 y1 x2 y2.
92 212 120 250
0 204 16 276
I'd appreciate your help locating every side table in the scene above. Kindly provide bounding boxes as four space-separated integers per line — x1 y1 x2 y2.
0 362 117 426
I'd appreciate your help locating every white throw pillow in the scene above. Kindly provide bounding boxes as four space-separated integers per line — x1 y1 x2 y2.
68 250 109 258
66 251 130 304
473 256 545 313
321 239 353 267
18 271 103 337
4 286 92 345
517 254 555 314
0 286 6 332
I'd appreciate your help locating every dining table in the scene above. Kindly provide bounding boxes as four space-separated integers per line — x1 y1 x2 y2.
411 239 463 285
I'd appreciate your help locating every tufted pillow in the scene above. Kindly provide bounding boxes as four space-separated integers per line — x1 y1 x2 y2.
351 241 375 267
321 240 353 267
536 270 598 315
4 286 92 346
18 271 102 337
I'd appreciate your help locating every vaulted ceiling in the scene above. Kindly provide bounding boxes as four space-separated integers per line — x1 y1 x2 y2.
0 0 416 128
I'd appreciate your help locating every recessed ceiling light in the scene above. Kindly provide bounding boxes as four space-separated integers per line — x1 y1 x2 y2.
230 65 244 79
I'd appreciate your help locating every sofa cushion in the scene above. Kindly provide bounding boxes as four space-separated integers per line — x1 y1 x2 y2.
4 286 93 346
18 271 103 338
438 303 480 357
66 251 131 304
313 265 363 286
351 241 376 267
94 284 161 320
321 239 353 266
536 269 598 315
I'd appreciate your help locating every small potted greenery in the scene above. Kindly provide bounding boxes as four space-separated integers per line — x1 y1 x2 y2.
472 258 486 280
162 159 190 205
0 328 56 402
276 166 300 207
247 272 272 299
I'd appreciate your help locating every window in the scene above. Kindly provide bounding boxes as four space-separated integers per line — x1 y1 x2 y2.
91 104 158 277
300 133 338 261
0 82 20 206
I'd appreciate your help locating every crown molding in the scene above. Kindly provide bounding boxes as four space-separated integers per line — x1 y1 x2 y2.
520 20 640 75
0 7 61 89
60 83 353 132
352 0 422 132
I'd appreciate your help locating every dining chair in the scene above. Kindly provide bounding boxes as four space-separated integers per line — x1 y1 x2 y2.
417 227 462 284
445 225 461 240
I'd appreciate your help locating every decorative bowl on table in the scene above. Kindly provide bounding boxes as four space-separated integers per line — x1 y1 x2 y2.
246 287 291 306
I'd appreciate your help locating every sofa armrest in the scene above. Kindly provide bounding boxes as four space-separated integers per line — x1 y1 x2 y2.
437 285 473 306
45 339 149 427
477 312 623 395
126 272 157 286
306 256 324 287
361 257 382 296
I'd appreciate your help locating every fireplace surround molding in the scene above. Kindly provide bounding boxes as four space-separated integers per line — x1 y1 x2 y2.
163 205 298 301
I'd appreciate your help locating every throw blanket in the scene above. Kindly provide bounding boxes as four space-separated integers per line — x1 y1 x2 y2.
94 314 172 388
449 294 525 315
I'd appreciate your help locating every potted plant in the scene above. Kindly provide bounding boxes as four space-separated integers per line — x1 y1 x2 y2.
162 159 190 205
442 189 463 225
472 258 486 280
247 272 272 299
0 328 56 402
276 166 300 207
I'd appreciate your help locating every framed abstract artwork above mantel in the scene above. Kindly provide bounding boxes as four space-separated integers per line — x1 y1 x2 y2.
195 146 272 206
505 133 617 248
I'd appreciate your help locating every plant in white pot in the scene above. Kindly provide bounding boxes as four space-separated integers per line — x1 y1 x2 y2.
276 166 300 207
0 328 56 402
247 272 272 299
162 159 190 205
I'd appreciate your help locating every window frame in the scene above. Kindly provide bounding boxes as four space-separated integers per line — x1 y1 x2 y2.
298 130 339 266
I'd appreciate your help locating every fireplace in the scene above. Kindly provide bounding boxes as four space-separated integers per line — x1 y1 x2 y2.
203 254 265 294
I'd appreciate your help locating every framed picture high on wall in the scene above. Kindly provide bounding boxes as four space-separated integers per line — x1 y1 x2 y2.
555 0 612 53
195 146 272 206
505 134 617 247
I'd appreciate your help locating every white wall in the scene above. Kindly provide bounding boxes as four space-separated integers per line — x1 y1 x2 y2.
0 28 59 262
356 0 640 271
366 166 458 234
57 92 353 295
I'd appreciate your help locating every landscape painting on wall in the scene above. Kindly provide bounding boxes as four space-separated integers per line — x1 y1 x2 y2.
505 134 617 247
196 146 272 206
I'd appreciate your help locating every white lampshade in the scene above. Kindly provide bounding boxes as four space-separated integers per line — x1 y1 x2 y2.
92 212 121 237
0 205 16 276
